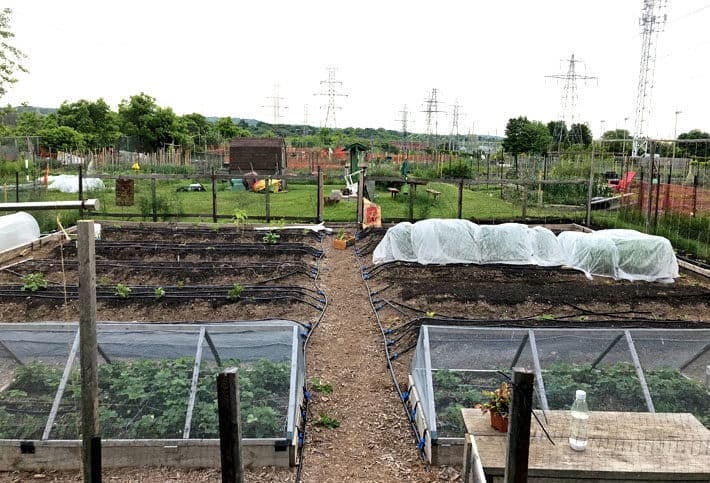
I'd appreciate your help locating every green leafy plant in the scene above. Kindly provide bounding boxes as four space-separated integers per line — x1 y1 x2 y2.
262 231 280 244
336 228 346 240
232 209 248 232
310 378 333 394
154 287 166 300
227 283 244 301
114 283 131 299
176 280 185 289
0 358 290 440
316 412 340 429
476 382 510 419
21 272 48 292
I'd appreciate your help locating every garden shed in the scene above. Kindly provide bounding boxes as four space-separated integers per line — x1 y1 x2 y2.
228 137 287 175
0 321 305 470
408 325 710 465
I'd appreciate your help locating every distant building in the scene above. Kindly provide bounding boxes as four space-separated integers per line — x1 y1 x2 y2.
228 137 287 175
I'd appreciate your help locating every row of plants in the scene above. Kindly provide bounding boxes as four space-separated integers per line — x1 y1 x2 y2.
432 362 710 437
0 357 290 440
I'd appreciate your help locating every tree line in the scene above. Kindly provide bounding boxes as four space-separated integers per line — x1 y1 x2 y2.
503 116 710 162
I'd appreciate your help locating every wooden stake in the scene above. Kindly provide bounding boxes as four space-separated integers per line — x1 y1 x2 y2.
151 176 157 222
504 367 534 483
217 367 243 483
77 220 101 482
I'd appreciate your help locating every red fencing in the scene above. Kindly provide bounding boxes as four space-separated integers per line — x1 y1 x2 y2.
634 181 709 216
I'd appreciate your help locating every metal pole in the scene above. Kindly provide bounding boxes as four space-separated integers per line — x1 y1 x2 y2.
504 368 535 483
151 176 157 222
217 367 243 483
78 220 101 482
457 178 464 219
15 172 19 203
317 166 324 223
645 142 656 233
212 168 218 223
78 165 84 219
585 142 595 226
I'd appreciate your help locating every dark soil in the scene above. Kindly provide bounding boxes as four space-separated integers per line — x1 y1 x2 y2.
370 263 710 322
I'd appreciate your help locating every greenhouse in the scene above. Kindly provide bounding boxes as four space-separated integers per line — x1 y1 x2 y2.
0 321 305 470
410 325 710 464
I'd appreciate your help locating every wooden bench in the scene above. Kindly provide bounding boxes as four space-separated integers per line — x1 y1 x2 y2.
387 187 400 198
426 188 441 199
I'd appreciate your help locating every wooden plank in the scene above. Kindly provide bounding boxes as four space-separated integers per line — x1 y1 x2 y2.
505 368 535 483
217 367 243 483
462 409 710 479
183 327 206 439
0 439 291 471
43 329 80 440
77 220 100 482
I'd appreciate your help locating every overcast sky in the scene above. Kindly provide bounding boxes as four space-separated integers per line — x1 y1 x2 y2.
4 0 709 139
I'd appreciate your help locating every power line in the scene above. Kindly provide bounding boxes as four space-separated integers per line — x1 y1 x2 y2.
262 83 288 125
632 0 667 157
545 53 597 128
315 67 347 129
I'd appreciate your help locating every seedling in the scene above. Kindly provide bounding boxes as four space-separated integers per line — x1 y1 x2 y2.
227 283 244 300
426 310 436 318
232 209 248 232
176 280 185 289
262 232 280 244
310 378 334 394
316 412 340 429
21 273 48 292
115 283 132 299
337 228 347 241
154 287 166 300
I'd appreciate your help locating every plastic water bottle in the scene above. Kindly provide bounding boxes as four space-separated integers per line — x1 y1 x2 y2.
568 389 589 451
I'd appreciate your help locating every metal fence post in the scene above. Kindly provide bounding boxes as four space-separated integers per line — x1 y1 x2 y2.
151 176 157 222
212 168 218 223
457 178 464 219
317 167 324 223
15 172 19 203
265 176 271 223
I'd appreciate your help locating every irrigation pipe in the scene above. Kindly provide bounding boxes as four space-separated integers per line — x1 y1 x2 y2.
294 233 328 483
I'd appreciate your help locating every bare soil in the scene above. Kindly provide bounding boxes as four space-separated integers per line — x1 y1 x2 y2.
1 223 709 482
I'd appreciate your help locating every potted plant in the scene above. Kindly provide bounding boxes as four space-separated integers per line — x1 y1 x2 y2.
333 228 355 250
476 382 510 433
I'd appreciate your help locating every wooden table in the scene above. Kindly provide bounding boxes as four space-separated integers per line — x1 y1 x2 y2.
461 409 710 482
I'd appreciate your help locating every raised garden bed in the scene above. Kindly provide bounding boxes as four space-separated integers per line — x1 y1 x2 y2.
0 322 305 470
408 326 710 465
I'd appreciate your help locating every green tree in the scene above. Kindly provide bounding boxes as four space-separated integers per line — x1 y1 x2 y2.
55 98 121 150
569 123 592 146
214 117 249 141
527 121 552 156
502 116 530 171
601 129 632 155
182 112 214 147
38 126 85 152
14 111 44 136
547 120 568 149
677 130 710 159
0 9 27 99
118 93 188 151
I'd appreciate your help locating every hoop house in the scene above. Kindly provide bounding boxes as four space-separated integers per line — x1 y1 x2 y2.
409 325 710 464
0 321 305 470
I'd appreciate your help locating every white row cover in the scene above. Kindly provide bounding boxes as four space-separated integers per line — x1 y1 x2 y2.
41 174 105 193
0 212 40 253
372 219 678 282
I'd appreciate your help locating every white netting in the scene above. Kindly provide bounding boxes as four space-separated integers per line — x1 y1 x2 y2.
530 226 567 266
559 229 679 282
372 220 679 282
477 223 532 264
42 174 105 193
372 222 417 264
410 219 479 264
0 212 40 252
